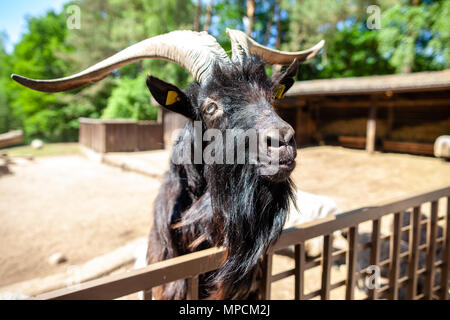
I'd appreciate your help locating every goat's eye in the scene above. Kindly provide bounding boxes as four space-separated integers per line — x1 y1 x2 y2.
205 102 218 115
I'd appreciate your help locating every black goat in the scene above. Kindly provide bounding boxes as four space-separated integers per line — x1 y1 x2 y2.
11 29 324 299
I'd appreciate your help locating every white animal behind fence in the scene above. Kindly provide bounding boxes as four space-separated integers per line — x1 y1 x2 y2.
284 190 341 257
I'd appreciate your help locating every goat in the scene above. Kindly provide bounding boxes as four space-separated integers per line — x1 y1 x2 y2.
284 190 341 257
11 29 324 299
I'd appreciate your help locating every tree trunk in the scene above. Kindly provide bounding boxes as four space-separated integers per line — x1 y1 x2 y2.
246 0 255 36
275 0 281 49
203 0 213 32
263 3 275 45
194 0 201 31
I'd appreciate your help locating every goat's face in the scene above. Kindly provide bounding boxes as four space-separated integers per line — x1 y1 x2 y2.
147 60 299 182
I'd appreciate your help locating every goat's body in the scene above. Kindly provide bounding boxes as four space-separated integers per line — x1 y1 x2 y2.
146 119 293 299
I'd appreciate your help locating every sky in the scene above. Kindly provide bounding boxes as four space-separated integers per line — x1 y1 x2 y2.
0 0 68 52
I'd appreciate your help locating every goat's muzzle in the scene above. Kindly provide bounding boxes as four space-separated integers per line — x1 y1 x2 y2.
258 124 297 182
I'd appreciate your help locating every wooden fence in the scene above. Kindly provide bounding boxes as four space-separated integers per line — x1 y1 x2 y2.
34 186 450 300
79 118 164 153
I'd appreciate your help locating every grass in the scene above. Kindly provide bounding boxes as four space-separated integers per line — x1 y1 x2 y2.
3 143 81 158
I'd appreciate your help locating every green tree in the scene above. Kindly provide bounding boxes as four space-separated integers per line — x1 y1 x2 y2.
101 74 158 120
0 32 17 134
299 22 395 80
7 8 75 141
377 0 449 73
64 0 195 122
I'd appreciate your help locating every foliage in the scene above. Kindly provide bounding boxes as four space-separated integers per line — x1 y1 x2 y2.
0 32 16 134
377 0 449 73
102 74 158 120
298 22 395 80
283 0 447 80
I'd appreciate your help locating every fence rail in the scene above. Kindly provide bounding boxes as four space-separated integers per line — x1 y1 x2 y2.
34 186 450 300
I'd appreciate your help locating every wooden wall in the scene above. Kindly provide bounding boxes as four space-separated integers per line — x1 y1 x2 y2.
276 89 450 155
79 118 163 153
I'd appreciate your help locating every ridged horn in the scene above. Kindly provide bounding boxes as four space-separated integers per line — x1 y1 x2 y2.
11 30 230 93
226 28 324 65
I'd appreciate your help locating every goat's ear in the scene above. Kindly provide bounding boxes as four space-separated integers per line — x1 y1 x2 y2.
146 75 194 119
271 59 300 99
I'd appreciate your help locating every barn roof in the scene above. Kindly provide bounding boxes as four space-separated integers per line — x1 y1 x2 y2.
286 69 450 96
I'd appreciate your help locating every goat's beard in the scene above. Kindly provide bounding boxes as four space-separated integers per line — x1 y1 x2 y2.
206 163 296 299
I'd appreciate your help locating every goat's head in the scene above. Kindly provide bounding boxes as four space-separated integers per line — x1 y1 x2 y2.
11 29 323 182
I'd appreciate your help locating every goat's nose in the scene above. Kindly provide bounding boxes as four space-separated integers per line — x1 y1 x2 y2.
281 126 295 147
265 126 296 148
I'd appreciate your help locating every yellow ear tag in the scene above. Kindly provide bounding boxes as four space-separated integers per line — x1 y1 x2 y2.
166 90 181 105
274 84 286 99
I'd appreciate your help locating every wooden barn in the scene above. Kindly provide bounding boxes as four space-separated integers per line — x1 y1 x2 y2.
275 70 450 155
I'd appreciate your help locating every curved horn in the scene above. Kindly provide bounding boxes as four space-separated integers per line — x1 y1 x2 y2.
226 28 324 65
11 30 230 93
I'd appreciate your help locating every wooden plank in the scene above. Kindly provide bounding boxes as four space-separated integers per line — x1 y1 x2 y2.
389 212 402 299
346 226 359 299
304 98 450 108
407 206 421 299
368 219 381 299
142 289 152 300
0 130 23 149
321 234 333 300
272 269 295 282
338 136 366 149
34 247 226 300
260 253 273 299
294 243 305 300
440 197 450 300
424 201 439 299
382 141 434 156
186 276 199 300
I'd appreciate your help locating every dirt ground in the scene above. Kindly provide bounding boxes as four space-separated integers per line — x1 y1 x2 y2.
0 154 160 287
1 145 449 296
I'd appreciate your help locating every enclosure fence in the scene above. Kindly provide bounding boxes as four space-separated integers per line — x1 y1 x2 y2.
34 186 450 300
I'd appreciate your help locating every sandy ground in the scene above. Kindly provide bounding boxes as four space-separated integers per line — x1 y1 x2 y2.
0 155 160 287
1 146 449 297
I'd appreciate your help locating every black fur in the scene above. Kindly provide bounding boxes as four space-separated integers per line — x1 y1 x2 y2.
147 58 298 299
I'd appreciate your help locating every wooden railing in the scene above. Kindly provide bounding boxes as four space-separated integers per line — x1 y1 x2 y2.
34 186 450 300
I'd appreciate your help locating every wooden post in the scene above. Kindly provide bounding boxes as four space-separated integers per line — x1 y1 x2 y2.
424 201 439 299
386 106 394 139
346 226 359 300
389 212 403 299
294 243 306 300
186 276 199 300
440 197 450 300
368 219 381 300
321 234 333 300
366 97 377 153
260 253 273 299
407 206 421 299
